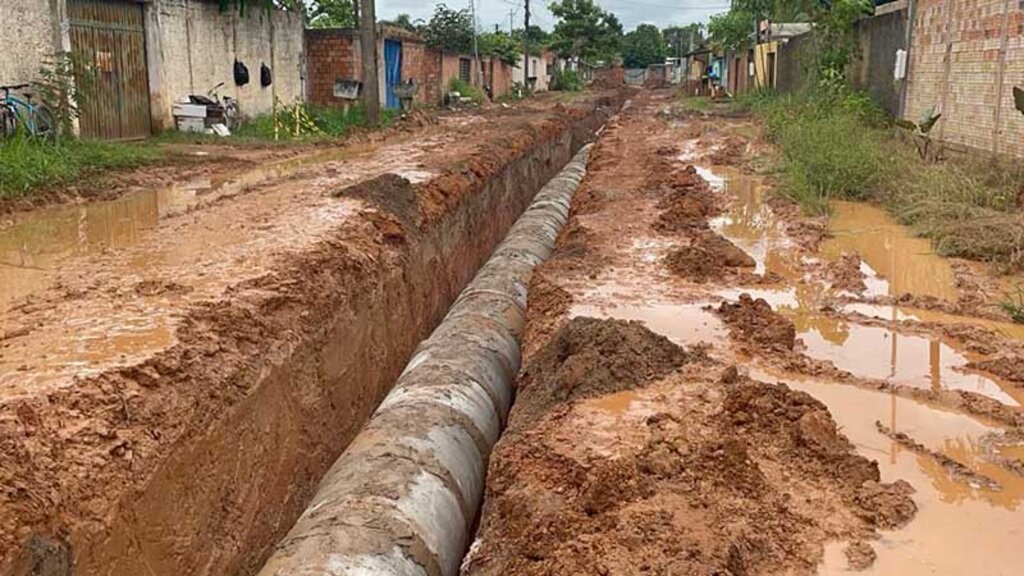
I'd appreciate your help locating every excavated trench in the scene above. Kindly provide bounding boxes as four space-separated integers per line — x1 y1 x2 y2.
0 97 619 576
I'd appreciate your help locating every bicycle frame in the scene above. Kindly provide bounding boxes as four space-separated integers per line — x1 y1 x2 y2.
2 93 47 135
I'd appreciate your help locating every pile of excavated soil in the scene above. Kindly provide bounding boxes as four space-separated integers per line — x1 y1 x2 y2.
827 252 868 293
465 318 917 576
709 136 748 166
664 233 756 283
717 294 797 352
509 317 690 428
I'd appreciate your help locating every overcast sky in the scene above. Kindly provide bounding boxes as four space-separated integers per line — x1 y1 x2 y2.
376 1 732 33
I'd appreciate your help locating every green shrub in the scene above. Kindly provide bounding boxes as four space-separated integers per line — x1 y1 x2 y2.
551 69 583 92
752 88 1024 269
0 135 161 199
233 103 398 141
448 78 485 103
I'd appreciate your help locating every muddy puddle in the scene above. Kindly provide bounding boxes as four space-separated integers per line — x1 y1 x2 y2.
0 143 436 311
568 161 1024 575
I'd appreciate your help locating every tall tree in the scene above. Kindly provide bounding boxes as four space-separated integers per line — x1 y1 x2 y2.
303 0 359 28
512 25 551 56
481 31 522 66
548 0 623 64
663 23 704 57
707 9 754 52
380 13 419 31
420 4 475 54
622 24 667 68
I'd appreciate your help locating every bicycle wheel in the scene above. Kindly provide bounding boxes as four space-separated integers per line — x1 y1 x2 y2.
0 106 16 139
29 105 56 139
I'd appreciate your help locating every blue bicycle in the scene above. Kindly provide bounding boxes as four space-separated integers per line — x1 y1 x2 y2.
1 83 55 139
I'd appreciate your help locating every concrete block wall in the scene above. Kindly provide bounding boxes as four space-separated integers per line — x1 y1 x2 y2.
0 0 61 88
906 0 1024 157
147 0 305 131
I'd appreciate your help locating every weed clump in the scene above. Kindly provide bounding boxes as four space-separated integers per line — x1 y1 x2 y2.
748 90 1024 270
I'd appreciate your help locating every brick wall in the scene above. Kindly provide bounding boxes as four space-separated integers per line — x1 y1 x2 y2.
305 29 360 107
906 0 1024 157
306 29 459 107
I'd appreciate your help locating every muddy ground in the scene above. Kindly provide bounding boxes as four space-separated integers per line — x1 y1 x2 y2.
0 92 619 575
466 90 1024 575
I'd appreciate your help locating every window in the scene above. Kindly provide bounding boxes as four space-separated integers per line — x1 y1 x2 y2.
459 58 471 83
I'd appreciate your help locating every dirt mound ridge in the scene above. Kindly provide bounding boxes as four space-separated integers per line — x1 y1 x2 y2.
664 234 756 283
512 317 690 428
466 325 917 576
717 294 797 352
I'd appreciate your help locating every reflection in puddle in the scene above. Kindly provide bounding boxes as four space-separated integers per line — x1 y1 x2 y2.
798 323 1019 406
0 145 427 312
588 390 642 415
700 167 1023 406
823 201 960 302
571 301 727 346
774 373 1024 576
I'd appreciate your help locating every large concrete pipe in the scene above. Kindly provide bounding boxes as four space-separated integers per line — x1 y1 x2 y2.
257 145 593 576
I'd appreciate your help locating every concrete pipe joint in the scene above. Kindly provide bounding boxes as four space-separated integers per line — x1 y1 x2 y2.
257 144 594 576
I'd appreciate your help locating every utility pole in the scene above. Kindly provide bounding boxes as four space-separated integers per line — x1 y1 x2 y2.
470 0 484 90
523 0 531 88
359 0 380 125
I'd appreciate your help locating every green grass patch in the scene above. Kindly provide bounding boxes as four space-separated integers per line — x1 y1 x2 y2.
234 104 399 141
678 96 712 113
751 90 1024 269
0 135 163 200
551 69 583 92
448 78 485 103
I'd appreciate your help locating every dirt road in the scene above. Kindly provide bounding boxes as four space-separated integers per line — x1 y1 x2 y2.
0 94 617 575
465 90 1024 575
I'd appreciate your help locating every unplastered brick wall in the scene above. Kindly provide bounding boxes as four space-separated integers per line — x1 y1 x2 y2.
306 29 360 106
306 29 445 107
906 0 1024 157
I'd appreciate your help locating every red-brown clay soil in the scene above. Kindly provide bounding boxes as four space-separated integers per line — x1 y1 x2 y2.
468 88 1024 576
0 92 621 575
465 319 915 576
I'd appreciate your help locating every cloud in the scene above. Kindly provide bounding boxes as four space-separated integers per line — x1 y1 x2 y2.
375 0 728 33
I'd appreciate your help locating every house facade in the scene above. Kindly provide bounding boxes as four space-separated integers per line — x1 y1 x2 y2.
1 0 305 139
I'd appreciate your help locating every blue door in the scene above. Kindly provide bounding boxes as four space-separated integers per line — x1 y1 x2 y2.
384 40 402 110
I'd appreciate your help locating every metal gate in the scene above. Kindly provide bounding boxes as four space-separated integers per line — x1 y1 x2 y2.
68 0 152 139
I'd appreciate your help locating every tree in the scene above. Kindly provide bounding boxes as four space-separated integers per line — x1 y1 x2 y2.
663 24 704 58
512 25 551 56
307 0 357 28
380 13 419 32
420 4 475 54
707 9 754 52
549 0 623 64
481 32 521 66
622 24 667 69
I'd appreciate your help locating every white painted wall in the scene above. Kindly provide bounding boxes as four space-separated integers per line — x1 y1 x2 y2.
512 54 550 92
0 0 60 88
146 0 305 131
